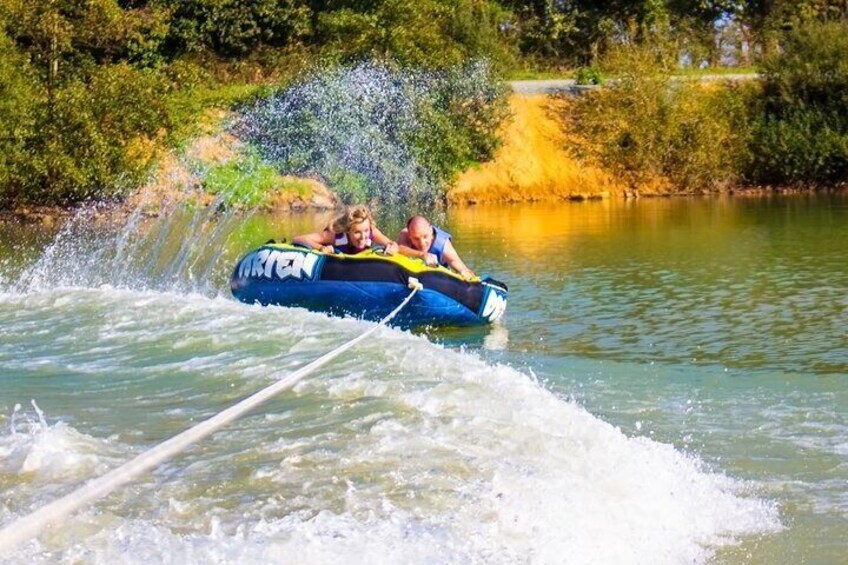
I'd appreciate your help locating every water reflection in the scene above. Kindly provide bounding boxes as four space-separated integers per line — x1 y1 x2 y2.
482 323 510 351
435 196 848 375
412 321 509 351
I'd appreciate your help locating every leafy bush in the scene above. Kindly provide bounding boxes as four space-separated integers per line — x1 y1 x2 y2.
30 65 172 203
574 66 604 85
750 108 848 184
567 47 753 192
0 32 39 205
748 21 848 185
0 52 176 205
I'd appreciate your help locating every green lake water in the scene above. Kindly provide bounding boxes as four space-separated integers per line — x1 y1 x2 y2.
0 194 845 563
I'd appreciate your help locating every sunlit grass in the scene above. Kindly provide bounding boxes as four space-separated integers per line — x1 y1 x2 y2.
204 151 312 208
449 95 624 204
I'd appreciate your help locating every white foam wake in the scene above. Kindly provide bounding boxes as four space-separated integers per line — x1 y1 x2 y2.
0 289 782 564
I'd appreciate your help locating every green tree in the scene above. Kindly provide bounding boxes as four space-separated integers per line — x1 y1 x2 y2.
156 0 311 57
40 65 171 202
734 0 848 62
0 0 175 204
502 0 682 66
314 0 511 68
666 1 736 66
0 31 40 204
750 19 848 184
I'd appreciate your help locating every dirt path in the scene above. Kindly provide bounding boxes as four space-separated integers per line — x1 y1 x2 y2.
509 73 759 95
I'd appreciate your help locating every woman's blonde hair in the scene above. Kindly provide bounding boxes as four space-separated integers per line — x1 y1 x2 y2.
329 205 373 235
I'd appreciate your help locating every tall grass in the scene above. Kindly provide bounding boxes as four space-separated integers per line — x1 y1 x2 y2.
450 95 620 204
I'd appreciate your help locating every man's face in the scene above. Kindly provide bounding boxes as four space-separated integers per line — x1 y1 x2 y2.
408 223 433 251
347 219 372 250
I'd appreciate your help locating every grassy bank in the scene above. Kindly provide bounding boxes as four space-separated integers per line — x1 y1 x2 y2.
452 22 848 205
126 115 340 217
448 95 624 205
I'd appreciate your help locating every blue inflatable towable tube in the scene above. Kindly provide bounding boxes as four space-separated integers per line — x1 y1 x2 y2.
230 242 508 327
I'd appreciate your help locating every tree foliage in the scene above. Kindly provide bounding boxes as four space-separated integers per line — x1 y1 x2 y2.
0 0 176 205
157 0 312 57
502 0 715 67
314 0 512 68
567 45 753 192
749 19 848 184
0 31 39 200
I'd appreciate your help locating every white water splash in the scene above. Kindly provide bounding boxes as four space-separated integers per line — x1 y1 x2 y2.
9 197 244 296
234 61 504 208
1 402 122 483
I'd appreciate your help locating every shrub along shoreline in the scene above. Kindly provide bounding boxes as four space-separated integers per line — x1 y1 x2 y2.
453 20 848 205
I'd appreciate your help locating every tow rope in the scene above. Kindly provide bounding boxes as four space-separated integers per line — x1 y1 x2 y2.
0 277 425 553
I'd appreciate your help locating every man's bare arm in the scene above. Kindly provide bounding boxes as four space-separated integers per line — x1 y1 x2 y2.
442 240 474 279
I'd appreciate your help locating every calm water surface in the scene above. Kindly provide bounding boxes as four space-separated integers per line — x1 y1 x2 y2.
0 195 845 563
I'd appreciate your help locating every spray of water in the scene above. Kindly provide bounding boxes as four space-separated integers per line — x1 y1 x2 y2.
9 192 246 296
233 60 506 209
3 61 508 296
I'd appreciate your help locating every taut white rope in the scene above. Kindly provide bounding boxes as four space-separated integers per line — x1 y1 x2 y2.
0 278 424 554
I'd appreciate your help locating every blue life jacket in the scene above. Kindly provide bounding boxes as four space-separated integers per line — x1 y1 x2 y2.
430 225 451 266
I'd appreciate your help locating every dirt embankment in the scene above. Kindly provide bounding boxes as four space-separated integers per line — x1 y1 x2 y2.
448 95 626 205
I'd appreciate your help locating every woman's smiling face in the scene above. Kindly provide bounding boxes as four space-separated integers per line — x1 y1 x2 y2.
346 219 372 251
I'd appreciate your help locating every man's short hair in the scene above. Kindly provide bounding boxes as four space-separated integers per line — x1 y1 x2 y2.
406 215 431 230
